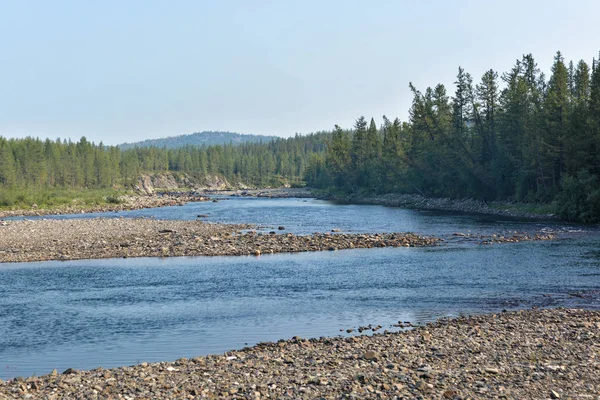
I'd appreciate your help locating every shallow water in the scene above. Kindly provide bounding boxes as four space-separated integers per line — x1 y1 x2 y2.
11 196 582 236
1 197 599 379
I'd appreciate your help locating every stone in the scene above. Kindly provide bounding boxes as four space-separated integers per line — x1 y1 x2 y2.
443 389 458 398
278 226 285 230
62 368 77 375
363 350 379 360
550 390 561 399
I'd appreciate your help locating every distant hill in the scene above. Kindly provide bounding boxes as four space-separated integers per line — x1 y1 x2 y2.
119 131 278 150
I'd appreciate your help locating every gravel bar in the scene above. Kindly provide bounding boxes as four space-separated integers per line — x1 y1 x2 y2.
0 308 598 399
0 218 440 263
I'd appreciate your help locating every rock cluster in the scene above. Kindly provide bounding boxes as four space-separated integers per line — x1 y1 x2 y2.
0 219 439 263
1 308 598 399
204 188 314 199
450 231 556 244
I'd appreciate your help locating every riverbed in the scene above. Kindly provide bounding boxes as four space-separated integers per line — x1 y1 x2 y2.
0 196 598 380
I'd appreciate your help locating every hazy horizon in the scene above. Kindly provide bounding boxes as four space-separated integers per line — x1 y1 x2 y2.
1 0 599 145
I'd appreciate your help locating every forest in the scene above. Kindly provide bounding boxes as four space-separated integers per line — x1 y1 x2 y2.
0 132 327 207
1 51 599 222
119 131 279 150
308 51 600 222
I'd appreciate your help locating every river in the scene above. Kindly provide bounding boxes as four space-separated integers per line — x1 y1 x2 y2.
0 196 598 379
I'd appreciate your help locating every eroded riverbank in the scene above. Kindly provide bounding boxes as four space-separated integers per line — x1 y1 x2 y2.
1 308 597 399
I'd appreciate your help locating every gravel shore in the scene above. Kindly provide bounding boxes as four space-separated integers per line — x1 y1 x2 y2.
1 308 597 399
0 218 440 263
0 193 210 219
324 192 558 220
203 187 314 198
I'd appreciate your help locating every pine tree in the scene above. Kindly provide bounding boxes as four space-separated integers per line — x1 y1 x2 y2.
326 125 351 189
589 55 600 176
351 116 368 188
566 60 591 174
0 140 16 186
544 51 570 190
475 69 499 165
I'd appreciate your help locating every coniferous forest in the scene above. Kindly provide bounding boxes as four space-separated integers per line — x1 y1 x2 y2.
0 132 329 207
308 52 600 222
1 51 599 222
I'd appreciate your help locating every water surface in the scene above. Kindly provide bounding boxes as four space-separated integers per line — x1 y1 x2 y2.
1 197 599 379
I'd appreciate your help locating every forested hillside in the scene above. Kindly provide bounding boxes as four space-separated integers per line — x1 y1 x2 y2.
119 131 278 150
307 51 600 222
0 133 329 207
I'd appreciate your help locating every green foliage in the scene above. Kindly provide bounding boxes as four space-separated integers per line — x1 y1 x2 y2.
0 132 329 200
556 171 600 222
0 188 129 210
105 195 123 204
312 50 600 222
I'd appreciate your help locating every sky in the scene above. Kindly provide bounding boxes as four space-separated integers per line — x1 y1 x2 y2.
1 0 599 145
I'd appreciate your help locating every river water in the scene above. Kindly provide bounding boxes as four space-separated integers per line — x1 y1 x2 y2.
1 197 599 379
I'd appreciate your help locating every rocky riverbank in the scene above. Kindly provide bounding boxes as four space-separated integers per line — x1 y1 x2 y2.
324 192 559 220
0 193 210 219
0 218 440 263
203 187 314 198
1 308 598 399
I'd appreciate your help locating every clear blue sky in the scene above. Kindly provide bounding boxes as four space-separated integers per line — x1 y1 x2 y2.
1 0 599 145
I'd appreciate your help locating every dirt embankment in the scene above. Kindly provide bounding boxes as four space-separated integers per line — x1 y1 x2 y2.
136 173 234 194
1 308 597 399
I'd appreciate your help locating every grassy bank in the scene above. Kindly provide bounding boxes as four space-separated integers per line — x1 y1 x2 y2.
0 187 128 212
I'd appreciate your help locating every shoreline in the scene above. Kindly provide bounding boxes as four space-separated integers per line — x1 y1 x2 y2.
320 192 560 221
0 188 563 222
1 307 597 399
201 187 314 198
0 192 211 220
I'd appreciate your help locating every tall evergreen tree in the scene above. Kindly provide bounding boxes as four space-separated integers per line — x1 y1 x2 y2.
544 51 570 190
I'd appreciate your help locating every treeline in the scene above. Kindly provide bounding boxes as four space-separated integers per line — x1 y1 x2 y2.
307 51 600 222
0 133 328 206
3 50 599 222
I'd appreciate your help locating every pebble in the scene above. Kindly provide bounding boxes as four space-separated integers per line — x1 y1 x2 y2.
0 309 592 399
0 219 441 263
